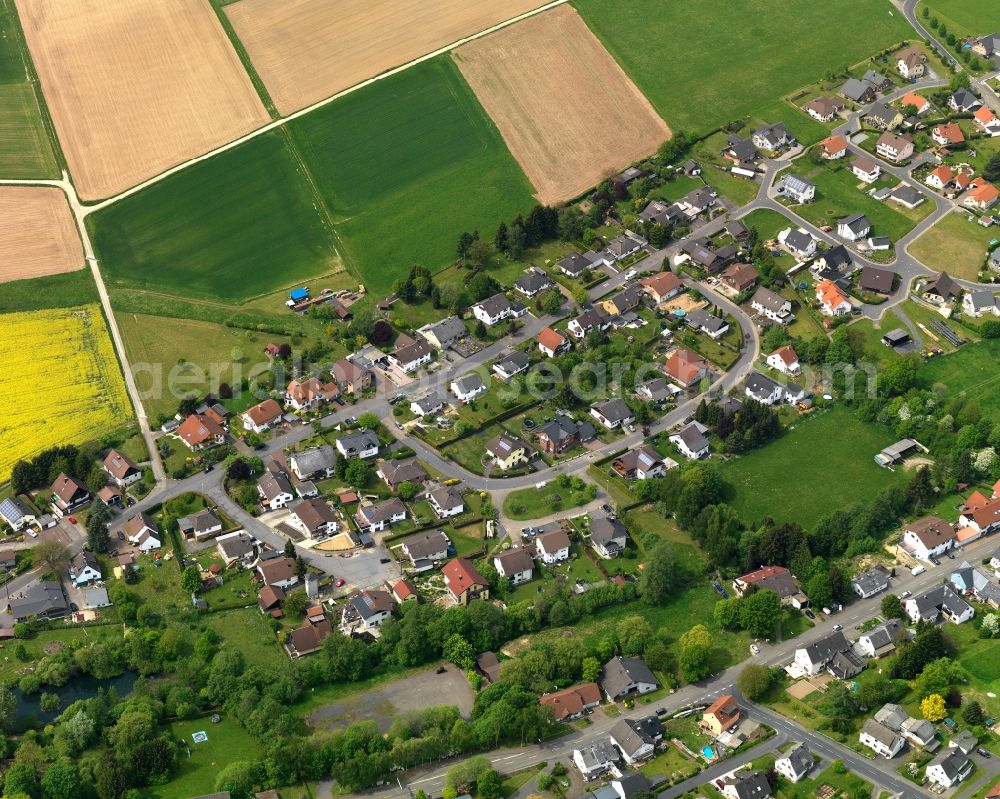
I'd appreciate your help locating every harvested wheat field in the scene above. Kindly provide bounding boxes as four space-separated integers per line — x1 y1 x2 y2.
454 5 671 204
15 0 269 200
226 0 550 115
0 187 83 283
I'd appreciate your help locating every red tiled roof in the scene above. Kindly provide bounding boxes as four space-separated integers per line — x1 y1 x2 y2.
665 348 708 385
537 326 567 352
177 414 225 447
243 398 283 426
442 557 487 598
770 345 798 367
540 682 602 720
641 271 683 299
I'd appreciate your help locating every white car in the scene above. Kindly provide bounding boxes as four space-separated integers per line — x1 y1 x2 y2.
750 643 760 655
625 269 637 279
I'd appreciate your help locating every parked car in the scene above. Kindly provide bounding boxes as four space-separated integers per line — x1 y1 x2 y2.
978 747 991 758
117 531 125 541
336 578 345 587
379 557 391 564
901 590 912 598
750 643 760 655
804 608 815 619
67 517 77 524
832 624 842 631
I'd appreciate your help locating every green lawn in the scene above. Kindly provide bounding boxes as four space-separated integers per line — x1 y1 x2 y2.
775 762 872 799
148 716 263 799
88 130 340 302
749 99 833 148
843 311 905 367
206 609 287 671
0 627 123 684
918 338 1000 418
902 299 980 353
741 209 793 242
718 406 905 528
503 480 595 521
909 211 996 280
0 270 98 313
0 0 58 177
573 0 912 134
920 0 998 70
693 134 760 206
793 165 929 243
287 57 536 296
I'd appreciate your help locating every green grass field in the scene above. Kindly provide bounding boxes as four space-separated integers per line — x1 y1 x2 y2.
572 0 912 134
749 99 833 148
793 165 930 243
909 211 995 280
287 57 536 296
920 0 999 43
206 609 287 671
918 338 1000 418
88 130 340 302
0 269 98 313
0 0 58 177
719 407 905 528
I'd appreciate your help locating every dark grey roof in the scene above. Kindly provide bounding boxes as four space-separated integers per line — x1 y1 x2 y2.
726 135 759 162
866 102 897 124
863 718 902 750
258 471 293 501
950 89 982 112
778 743 813 777
452 374 486 396
673 421 709 452
751 286 788 313
859 266 894 293
359 497 407 524
592 398 634 424
493 350 530 375
590 516 629 549
722 770 771 799
783 228 814 253
0 497 34 525
686 307 728 335
803 630 851 664
967 290 997 312
842 78 874 101
891 185 923 206
425 316 468 346
925 270 961 300
336 429 379 454
746 371 780 402
475 293 513 317
838 213 871 235
402 530 449 560
8 581 67 620
910 584 971 619
291 444 336 475
411 392 444 415
852 566 890 596
600 656 658 698
514 271 554 294
930 749 972 781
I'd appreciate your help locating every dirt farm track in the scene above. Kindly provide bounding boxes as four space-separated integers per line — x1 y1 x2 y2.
453 5 671 204
15 0 269 200
0 187 83 283
225 0 550 115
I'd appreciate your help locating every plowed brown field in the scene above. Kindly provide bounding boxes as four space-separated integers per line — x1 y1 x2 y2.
0 187 83 283
453 5 671 204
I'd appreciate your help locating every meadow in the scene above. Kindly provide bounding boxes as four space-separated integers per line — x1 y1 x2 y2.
0 0 57 177
87 130 340 302
920 0 999 41
909 210 996 279
718 406 905 528
917 338 1000 418
572 0 912 134
0 304 133 481
288 57 536 296
0 269 98 313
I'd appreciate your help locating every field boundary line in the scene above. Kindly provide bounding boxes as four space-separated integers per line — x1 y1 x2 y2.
79 0 569 216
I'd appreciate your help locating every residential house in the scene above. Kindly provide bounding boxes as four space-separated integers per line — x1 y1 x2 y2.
816 279 852 316
897 46 927 78
900 515 955 560
410 391 445 418
781 174 815 203
974 106 1000 137
866 102 902 130
664 347 710 386
216 532 256 568
285 377 338 412
721 262 759 293
860 719 905 758
676 189 717 217
68 551 101 586
745 372 783 405
558 251 601 278
485 433 529 471
927 751 974 789
766 345 800 375
540 682 601 721
972 32 1000 58
178 509 223 541
724 219 749 241
340 590 394 635
949 89 983 113
837 213 871 242
964 290 999 318
599 656 659 701
685 307 730 339
701 694 741 736
951 729 979 756
401 530 449 567
678 238 731 274
96 485 121 509
965 181 1000 212
335 430 379 460
257 470 295 509
925 165 958 192
50 473 90 513
724 134 759 166
818 134 849 160
670 421 710 459
950 561 1000 608
256 557 299 590
635 377 678 404
778 227 817 259
330 358 373 394
590 516 630 559
858 619 905 658
721 771 771 799
876 132 914 162
923 271 961 304
177 413 226 450
750 287 794 324
963 491 1000 536
442 557 489 604
851 155 881 183
775 743 814 784
891 185 925 210
389 337 432 373
290 498 339 538
568 308 611 340
428 486 464 518
392 578 418 604
285 618 333 658
638 199 686 227
932 122 965 147
794 630 865 679
354 497 407 532
610 715 662 764
817 244 852 274
492 351 530 380
419 316 468 350
241 399 283 434
805 96 844 122
612 445 671 481
573 739 620 781
537 326 570 358
7 581 68 623
862 69 893 92
122 512 161 551
536 529 571 564
535 415 595 456
602 233 646 262
376 458 427 491
514 269 554 297
102 449 142 487
590 398 635 430
640 271 683 304
289 445 336 481
852 566 890 599
905 584 973 625
0 498 35 533
600 284 646 317
752 122 795 151
494 547 534 585
841 78 876 104
450 374 487 403
733 566 804 604
859 266 895 295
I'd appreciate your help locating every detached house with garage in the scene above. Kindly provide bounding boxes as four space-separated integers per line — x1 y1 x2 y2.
766 345 800 375
472 293 524 327
664 348 710 387
701 694 741 736
745 372 783 405
816 279 852 316
775 744 814 784
335 429 379 460
122 512 161 551
670 421 710 459
540 682 601 721
0 498 35 533
568 308 611 340
450 374 487 403
50 474 90 514
485 433 529 471
428 486 464 518
900 515 955 560
290 498 339 538
589 516 629 559
590 398 635 430
610 716 663 764
241 399 283 434
852 566 890 599
536 529 571 564
612 445 671 481
537 326 569 358
492 351 530 380
778 227 817 259
640 271 683 304
389 337 433 374
494 547 534 585
897 46 927 78
750 287 793 324
805 96 844 122
860 719 905 759
837 213 871 242
600 656 658 701
354 497 407 532
442 558 489 605
793 630 865 679
781 174 815 203
927 750 974 789
177 413 226 451
905 584 973 625
68 551 101 586
103 449 142 488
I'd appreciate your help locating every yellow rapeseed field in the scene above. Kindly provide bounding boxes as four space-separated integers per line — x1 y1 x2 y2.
0 304 133 481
